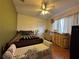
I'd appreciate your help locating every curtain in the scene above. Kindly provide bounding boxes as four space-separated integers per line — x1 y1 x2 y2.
52 13 79 34
52 15 74 34
52 18 64 33
52 20 58 32
64 16 74 34
78 13 79 24
57 18 64 33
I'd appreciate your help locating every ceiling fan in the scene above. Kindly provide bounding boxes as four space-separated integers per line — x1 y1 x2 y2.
39 0 55 15
13 0 55 16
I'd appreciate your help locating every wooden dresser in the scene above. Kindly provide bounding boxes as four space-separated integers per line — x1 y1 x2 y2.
51 32 70 49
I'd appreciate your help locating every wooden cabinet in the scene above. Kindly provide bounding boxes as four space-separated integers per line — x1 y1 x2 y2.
51 33 70 49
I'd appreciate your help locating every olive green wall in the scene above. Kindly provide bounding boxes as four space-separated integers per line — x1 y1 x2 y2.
0 0 17 58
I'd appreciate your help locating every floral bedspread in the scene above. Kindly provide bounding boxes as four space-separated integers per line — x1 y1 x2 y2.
18 48 52 59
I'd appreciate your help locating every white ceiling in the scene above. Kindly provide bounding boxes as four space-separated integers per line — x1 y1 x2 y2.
13 0 79 20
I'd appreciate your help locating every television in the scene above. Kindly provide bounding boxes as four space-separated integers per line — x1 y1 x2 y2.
70 26 79 59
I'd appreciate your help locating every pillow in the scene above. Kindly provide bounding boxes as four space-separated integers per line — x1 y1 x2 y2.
43 40 52 47
2 51 14 59
7 44 16 56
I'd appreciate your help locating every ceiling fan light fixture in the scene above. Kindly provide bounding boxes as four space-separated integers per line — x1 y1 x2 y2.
40 9 49 15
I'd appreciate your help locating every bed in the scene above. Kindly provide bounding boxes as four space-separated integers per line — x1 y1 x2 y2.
2 40 52 59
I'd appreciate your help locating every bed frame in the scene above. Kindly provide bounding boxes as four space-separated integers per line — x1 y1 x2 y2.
2 31 43 57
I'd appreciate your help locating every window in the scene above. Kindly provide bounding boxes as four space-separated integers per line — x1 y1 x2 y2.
58 18 64 33
52 15 74 34
52 20 58 31
52 18 64 33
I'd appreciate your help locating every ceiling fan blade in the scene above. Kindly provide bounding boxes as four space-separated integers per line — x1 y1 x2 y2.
47 4 55 7
46 8 52 10
35 9 42 11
